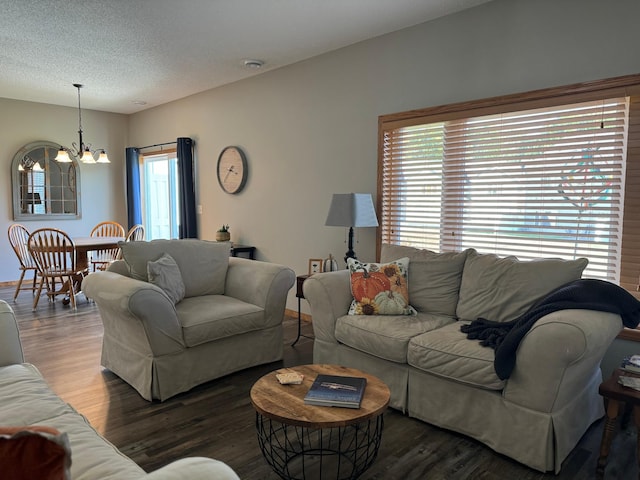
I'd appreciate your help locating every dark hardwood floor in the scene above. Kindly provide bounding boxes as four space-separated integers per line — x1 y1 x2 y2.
1 284 636 479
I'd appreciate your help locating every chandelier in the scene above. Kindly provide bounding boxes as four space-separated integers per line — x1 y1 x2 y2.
55 84 110 164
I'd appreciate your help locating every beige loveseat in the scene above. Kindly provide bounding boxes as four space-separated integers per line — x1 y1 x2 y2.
303 244 630 473
82 239 295 402
0 300 240 479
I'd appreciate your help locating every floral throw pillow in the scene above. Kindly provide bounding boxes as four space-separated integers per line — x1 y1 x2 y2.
347 257 416 315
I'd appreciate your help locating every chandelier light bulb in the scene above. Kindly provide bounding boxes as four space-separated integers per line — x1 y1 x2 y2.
96 150 110 164
55 148 72 163
81 148 96 164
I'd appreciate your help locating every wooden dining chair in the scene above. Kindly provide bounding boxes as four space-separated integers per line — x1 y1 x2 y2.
28 228 86 311
7 224 41 300
90 221 126 271
126 224 145 242
115 224 145 260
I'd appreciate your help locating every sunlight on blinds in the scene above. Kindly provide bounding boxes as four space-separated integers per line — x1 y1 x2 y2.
381 98 629 282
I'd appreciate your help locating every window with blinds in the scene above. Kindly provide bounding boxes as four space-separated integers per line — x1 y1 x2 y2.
380 97 629 282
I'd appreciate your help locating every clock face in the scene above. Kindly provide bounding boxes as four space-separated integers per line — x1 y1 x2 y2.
217 146 248 194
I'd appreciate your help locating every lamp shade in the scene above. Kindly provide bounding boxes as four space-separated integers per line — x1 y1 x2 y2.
325 193 379 228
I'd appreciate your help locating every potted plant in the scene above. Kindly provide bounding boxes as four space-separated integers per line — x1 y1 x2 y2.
216 224 230 242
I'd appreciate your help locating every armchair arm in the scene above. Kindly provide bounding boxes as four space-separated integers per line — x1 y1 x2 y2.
0 301 24 366
224 257 295 328
145 457 240 479
503 308 622 411
82 272 185 356
303 270 352 344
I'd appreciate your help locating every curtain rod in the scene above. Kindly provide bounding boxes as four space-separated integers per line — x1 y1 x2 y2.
137 141 177 150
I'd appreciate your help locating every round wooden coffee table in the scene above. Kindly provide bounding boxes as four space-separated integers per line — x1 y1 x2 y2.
250 364 390 480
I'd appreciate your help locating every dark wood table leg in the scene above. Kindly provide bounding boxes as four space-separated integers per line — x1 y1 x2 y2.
597 398 620 477
634 405 640 479
291 296 303 346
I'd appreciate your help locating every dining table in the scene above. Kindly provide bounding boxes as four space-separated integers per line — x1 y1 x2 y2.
72 236 125 271
52 236 124 306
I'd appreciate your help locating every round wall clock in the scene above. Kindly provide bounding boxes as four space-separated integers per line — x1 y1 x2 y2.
217 146 248 194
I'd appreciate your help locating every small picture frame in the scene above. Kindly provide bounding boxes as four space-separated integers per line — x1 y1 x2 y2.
308 258 323 275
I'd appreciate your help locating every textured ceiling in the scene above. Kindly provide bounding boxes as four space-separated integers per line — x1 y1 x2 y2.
0 0 492 114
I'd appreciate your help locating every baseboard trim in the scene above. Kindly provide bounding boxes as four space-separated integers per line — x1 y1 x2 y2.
285 308 311 323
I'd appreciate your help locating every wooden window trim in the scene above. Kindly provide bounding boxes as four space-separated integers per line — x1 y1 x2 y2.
378 73 640 341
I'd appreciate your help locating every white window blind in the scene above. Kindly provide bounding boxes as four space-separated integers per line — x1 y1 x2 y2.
381 98 629 282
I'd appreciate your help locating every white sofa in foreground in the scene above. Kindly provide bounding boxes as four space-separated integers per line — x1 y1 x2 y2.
304 244 636 473
0 300 240 479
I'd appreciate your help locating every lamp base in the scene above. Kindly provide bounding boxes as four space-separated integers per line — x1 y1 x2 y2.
344 227 356 265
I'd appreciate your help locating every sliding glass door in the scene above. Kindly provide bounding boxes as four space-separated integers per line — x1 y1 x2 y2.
142 150 180 239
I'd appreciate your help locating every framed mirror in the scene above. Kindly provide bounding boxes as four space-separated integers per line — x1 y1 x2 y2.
11 140 81 220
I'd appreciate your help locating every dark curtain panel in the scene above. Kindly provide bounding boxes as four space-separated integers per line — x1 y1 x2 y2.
125 147 142 229
177 137 198 238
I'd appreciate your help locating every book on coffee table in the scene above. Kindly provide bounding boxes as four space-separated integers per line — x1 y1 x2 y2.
304 374 367 409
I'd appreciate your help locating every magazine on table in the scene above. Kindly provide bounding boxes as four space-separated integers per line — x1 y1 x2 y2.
621 354 640 373
303 374 367 409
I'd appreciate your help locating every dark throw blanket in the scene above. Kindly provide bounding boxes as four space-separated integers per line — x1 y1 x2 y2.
460 279 640 380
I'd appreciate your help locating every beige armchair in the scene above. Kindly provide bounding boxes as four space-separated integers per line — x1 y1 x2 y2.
82 239 295 401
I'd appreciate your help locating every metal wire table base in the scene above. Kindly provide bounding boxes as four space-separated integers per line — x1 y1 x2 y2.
255 413 384 480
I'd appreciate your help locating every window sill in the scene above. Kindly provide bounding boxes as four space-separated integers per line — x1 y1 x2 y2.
618 328 640 342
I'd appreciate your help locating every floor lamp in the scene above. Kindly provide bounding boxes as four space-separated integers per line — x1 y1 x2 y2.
325 193 379 264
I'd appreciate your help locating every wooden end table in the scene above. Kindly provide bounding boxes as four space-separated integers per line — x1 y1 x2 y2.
250 364 390 480
230 244 256 259
292 274 314 346
597 368 640 478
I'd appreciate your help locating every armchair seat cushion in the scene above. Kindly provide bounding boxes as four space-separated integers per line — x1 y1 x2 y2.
335 313 456 364
408 321 505 390
178 296 264 347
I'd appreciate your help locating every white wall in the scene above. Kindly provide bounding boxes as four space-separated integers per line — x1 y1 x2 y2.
128 0 640 314
0 98 128 283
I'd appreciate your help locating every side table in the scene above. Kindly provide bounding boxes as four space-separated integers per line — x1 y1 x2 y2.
230 244 256 259
597 368 640 478
292 274 314 346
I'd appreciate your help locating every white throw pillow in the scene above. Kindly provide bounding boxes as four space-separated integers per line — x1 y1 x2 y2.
147 253 186 304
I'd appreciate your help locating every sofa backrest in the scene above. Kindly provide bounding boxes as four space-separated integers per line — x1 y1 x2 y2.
381 244 469 317
118 239 230 297
456 248 588 322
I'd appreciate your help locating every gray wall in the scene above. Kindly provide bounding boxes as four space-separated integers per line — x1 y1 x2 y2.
127 0 640 318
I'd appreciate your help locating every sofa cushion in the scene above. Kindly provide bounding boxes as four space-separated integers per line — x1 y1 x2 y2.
147 253 185 304
177 295 265 347
0 364 145 480
347 257 415 315
335 312 456 363
456 249 588 322
0 364 73 425
408 321 506 390
47 412 145 480
119 239 230 298
381 244 469 316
